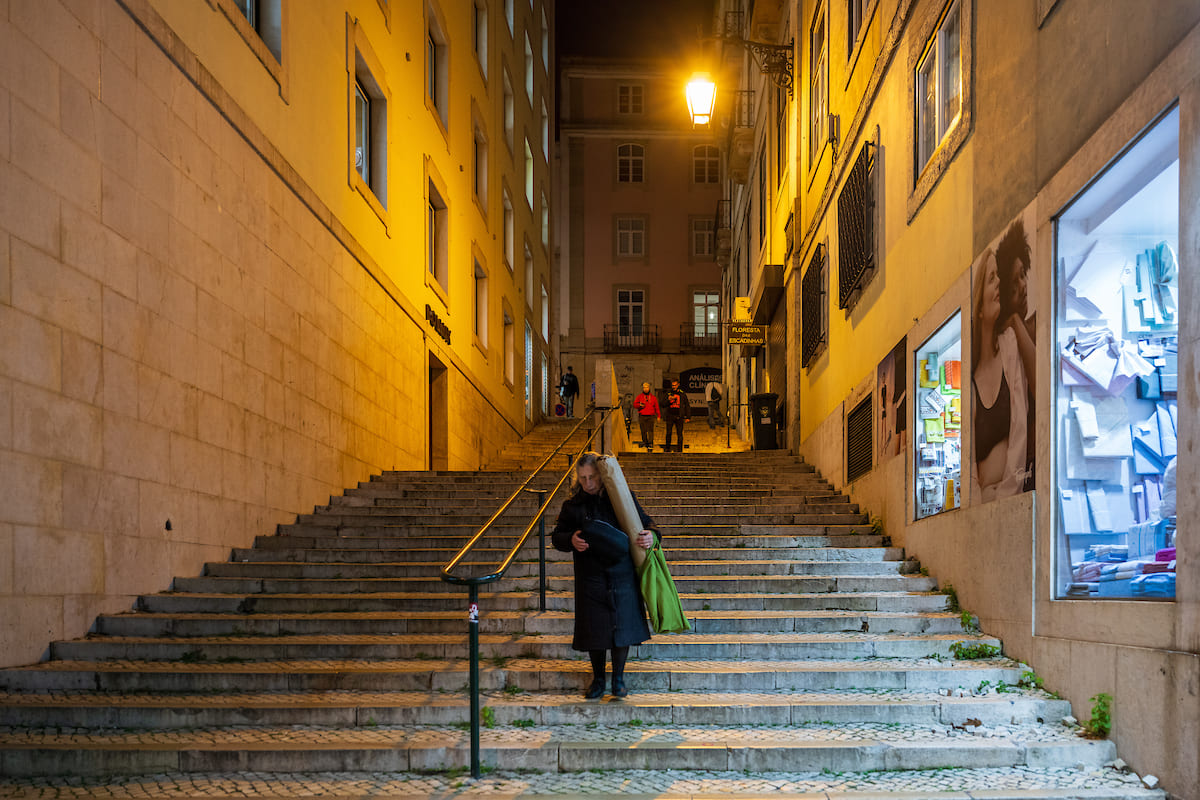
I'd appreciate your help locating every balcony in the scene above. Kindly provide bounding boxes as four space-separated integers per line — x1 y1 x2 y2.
680 325 722 352
603 324 661 353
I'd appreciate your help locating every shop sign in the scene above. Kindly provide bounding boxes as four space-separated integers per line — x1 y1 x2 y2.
727 323 767 346
426 304 452 345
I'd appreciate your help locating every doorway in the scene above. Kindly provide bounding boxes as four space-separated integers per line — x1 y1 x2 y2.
428 354 449 471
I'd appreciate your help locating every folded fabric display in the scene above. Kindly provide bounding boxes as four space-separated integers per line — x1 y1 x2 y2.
1141 561 1174 575
1130 572 1175 598
1061 327 1155 395
1065 583 1096 597
1084 544 1128 562
1155 547 1176 562
1074 562 1104 582
1097 562 1140 581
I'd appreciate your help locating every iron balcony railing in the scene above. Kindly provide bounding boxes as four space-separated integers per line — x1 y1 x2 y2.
440 407 618 778
680 325 722 351
603 324 661 352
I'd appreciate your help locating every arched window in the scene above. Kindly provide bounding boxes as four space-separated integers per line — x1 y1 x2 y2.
617 143 644 183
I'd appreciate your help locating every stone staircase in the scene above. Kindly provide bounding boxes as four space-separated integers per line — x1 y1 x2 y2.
0 430 1162 797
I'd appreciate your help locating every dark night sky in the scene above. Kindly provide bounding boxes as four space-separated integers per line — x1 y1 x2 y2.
556 0 716 60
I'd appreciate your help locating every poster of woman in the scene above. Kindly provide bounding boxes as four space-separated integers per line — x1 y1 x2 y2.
971 210 1037 504
876 337 907 460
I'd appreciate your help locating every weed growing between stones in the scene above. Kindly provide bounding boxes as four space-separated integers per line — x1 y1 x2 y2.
481 706 496 728
938 583 961 612
948 641 1000 660
1081 692 1113 738
512 718 535 728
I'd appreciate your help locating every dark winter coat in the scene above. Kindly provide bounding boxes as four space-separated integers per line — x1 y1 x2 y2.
550 487 656 651
662 388 691 420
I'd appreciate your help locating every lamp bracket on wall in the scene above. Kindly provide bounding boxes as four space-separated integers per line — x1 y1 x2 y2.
720 36 795 95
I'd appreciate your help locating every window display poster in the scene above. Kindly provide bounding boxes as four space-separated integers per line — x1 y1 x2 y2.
876 336 907 460
970 206 1037 505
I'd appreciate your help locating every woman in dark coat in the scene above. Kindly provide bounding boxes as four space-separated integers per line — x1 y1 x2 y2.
551 452 656 698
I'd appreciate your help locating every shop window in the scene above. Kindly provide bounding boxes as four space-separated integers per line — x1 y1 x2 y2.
914 314 962 519
1054 105 1180 601
801 244 827 368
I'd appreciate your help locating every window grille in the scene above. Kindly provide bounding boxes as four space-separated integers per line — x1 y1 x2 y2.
837 141 876 310
846 395 873 482
801 244 826 368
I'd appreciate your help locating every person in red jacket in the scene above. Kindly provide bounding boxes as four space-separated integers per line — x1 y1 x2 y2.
631 382 659 449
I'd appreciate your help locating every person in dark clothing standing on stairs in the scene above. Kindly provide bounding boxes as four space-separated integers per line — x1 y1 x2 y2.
662 379 691 452
551 453 656 698
631 382 660 449
558 366 580 418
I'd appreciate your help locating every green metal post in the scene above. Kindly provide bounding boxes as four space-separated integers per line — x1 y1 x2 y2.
468 583 480 778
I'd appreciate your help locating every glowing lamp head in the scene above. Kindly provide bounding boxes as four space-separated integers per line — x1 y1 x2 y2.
686 74 717 127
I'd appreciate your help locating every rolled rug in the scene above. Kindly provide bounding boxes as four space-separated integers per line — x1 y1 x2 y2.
596 455 647 569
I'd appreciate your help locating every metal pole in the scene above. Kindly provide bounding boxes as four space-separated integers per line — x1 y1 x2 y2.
468 583 481 779
536 490 548 612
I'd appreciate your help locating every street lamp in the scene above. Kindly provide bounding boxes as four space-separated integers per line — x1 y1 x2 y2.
685 73 717 127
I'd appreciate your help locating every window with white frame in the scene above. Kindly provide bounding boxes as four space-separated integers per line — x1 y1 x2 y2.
503 190 514 269
617 288 645 336
352 49 387 207
524 244 534 308
693 145 719 183
616 217 646 258
617 143 644 183
524 34 534 102
473 0 488 78
427 16 448 127
524 322 534 418
540 189 549 249
427 180 448 289
809 6 828 165
692 290 719 336
473 125 488 202
473 260 488 346
231 0 282 62
541 8 549 68
540 284 549 339
915 0 961 172
503 308 514 383
618 84 644 114
524 138 534 206
691 217 715 258
503 70 515 152
848 0 867 54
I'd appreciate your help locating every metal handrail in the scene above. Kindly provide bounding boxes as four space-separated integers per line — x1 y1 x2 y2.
439 405 619 778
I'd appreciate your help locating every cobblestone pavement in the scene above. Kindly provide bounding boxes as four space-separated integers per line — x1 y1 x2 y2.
0 766 1159 798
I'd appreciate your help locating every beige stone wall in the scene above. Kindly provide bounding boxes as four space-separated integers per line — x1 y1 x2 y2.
0 1 524 667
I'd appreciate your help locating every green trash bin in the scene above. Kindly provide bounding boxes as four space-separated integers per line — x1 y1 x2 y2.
749 393 779 450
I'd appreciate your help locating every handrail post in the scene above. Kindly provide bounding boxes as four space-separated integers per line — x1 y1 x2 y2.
468 583 481 779
535 490 548 612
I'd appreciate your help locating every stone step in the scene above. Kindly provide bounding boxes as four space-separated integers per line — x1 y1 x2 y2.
93 609 969 638
0 687 1071 729
293 509 869 526
0 655 1027 694
46 631 997 663
134 590 951 615
0 767 1163 798
255 532 889 550
201 560 913 580
229 546 905 564
0 720 1115 777
168 574 935 595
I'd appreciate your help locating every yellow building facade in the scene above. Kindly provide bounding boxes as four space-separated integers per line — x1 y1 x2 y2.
0 0 554 667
